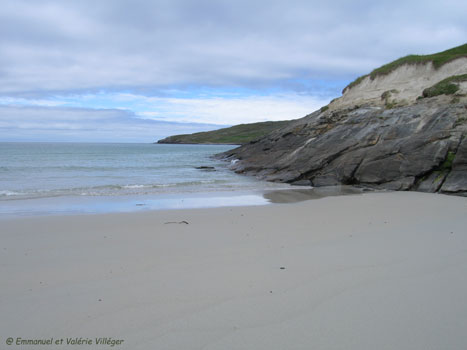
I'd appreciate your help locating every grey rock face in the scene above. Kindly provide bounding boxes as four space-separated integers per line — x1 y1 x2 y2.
218 98 467 196
441 137 467 193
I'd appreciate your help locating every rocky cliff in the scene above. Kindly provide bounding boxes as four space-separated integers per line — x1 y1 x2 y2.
219 47 467 196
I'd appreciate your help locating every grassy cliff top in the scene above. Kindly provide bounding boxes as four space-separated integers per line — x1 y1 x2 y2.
345 43 467 92
157 120 291 145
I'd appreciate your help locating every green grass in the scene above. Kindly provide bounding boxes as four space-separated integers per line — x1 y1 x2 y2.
455 116 467 127
156 120 291 145
432 151 457 183
345 43 467 92
422 74 467 98
440 151 456 171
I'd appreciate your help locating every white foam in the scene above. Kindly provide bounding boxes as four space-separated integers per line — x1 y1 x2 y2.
0 190 22 196
122 184 149 189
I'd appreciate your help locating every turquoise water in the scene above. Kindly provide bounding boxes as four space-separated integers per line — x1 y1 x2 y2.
0 143 289 216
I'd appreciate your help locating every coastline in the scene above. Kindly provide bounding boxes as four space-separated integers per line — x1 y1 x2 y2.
0 186 367 219
0 190 271 219
2 191 467 349
0 142 297 218
155 141 242 145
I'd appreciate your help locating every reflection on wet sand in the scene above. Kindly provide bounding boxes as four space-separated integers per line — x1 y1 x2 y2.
263 185 369 203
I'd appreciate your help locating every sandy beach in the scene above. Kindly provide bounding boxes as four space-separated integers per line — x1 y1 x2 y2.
1 191 467 349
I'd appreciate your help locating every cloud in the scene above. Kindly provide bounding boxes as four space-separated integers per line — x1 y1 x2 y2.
1 0 465 94
0 105 224 142
1 91 330 125
136 94 330 125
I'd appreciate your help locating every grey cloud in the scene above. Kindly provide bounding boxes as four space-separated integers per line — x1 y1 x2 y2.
0 0 465 95
0 105 225 142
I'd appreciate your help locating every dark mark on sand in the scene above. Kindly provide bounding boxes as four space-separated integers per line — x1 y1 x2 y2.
164 221 189 225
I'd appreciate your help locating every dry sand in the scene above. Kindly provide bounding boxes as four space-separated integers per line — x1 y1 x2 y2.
1 191 467 349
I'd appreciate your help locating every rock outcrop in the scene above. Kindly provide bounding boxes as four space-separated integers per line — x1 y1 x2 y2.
219 95 467 196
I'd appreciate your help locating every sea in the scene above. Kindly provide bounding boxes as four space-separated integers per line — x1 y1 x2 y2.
0 142 291 217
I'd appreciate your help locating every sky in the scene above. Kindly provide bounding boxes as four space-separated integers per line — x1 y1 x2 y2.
0 0 466 142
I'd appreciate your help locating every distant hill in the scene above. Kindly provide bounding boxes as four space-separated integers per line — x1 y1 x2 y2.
156 120 291 145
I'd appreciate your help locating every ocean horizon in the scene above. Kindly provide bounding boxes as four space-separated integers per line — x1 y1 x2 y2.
0 142 290 217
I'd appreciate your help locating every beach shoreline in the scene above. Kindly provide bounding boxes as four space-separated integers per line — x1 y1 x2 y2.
1 191 467 349
0 189 271 219
0 185 366 219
